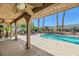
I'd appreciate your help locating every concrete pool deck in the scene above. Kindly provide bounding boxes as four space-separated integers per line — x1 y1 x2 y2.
18 33 79 56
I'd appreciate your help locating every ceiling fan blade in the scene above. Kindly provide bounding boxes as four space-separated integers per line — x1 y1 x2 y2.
16 3 25 10
25 7 34 15
16 3 34 15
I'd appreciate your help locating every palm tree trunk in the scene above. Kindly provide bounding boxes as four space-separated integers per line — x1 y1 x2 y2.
42 17 45 33
56 13 58 32
62 11 66 32
38 18 40 32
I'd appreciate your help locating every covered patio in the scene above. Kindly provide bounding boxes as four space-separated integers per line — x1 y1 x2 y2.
0 3 79 56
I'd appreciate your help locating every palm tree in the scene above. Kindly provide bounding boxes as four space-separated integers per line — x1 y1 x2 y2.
56 13 59 32
30 22 35 32
59 25 62 32
38 18 40 32
42 17 45 33
62 11 66 32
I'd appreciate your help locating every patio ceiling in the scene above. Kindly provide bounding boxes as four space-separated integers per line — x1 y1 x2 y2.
0 3 79 24
31 3 79 19
0 3 53 23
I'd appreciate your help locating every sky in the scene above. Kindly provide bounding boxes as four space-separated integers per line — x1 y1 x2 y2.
32 7 79 27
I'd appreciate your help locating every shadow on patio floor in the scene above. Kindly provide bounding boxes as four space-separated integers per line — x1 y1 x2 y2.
0 39 53 56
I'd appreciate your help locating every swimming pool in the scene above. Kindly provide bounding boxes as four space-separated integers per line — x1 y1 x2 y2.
40 34 79 45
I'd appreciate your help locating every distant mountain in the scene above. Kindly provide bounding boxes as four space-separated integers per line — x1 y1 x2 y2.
64 24 79 29
46 24 79 29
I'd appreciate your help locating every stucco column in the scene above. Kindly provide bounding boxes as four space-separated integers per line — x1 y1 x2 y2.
0 30 1 38
26 20 31 49
15 21 17 40
9 23 12 37
24 13 31 49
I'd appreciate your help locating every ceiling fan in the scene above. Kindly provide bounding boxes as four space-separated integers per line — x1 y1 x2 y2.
16 3 42 15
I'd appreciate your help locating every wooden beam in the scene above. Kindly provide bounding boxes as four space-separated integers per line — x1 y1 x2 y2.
32 3 79 19
11 13 26 24
0 19 4 23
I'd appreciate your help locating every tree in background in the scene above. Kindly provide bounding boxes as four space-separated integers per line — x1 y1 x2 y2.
56 13 59 32
19 22 36 34
20 24 25 32
58 26 62 32
19 24 26 35
30 22 36 32
71 26 77 33
0 25 4 38
62 11 66 32
4 26 10 37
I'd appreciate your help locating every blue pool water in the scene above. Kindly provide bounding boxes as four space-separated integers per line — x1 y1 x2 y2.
40 34 79 45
